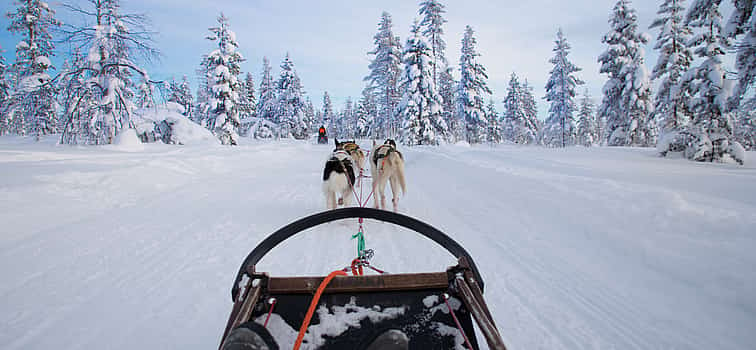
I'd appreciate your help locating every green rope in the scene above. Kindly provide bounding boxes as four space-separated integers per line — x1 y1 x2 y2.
352 229 366 257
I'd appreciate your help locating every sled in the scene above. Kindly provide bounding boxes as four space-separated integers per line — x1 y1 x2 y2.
317 128 328 144
219 208 507 350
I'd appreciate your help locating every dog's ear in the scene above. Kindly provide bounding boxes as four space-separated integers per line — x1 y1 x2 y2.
334 138 339 147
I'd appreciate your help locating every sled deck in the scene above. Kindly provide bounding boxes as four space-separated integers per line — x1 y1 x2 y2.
219 208 507 350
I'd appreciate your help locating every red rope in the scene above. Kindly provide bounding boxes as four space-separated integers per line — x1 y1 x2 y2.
263 298 277 328
293 270 348 350
443 293 474 350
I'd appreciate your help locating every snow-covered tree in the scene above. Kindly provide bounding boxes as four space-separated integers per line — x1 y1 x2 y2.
257 57 276 122
238 72 256 120
576 90 597 146
674 0 740 162
418 0 447 87
321 91 334 134
6 0 61 138
726 0 755 107
194 55 212 126
58 0 157 144
364 12 403 138
0 53 11 135
168 75 193 117
355 87 377 138
135 75 155 109
438 65 457 142
336 97 355 139
544 29 584 147
274 54 308 139
485 99 503 144
599 0 656 147
203 13 244 145
734 99 755 150
397 21 447 146
457 25 492 144
649 0 694 136
503 73 539 145
520 79 541 145
304 97 316 134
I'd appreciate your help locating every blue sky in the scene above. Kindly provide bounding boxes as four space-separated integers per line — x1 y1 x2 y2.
0 0 737 118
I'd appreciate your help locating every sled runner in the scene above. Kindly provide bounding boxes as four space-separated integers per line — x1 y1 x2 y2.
219 208 507 350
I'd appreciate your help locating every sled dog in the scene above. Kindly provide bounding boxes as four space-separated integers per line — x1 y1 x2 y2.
323 140 357 210
337 139 366 174
370 139 406 212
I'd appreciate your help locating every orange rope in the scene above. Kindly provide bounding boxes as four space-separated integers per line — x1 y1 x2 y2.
293 270 348 350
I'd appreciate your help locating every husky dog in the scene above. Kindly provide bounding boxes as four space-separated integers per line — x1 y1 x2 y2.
336 139 366 175
323 140 357 210
370 139 406 212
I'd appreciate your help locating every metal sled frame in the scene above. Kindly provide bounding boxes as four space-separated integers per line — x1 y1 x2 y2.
219 208 507 350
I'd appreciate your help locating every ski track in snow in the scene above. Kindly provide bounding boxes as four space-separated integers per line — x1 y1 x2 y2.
1 136 755 350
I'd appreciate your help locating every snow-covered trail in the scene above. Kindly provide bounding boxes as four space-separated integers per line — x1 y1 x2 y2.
1 137 755 349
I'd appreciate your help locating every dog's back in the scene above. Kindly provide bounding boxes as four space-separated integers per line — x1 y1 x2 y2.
371 141 406 195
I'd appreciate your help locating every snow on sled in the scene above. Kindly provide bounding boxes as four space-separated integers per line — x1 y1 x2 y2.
219 208 507 350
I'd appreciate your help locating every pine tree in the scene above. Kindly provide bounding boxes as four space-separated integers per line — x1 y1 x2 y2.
457 25 492 144
274 53 308 139
677 0 739 162
203 13 244 145
237 72 256 120
356 87 377 138
194 55 212 126
544 29 584 147
59 0 157 144
6 0 61 138
649 0 694 135
734 99 755 150
304 97 316 134
576 90 597 146
438 66 457 142
0 53 10 135
599 0 656 147
257 57 276 122
397 21 447 145
322 91 334 134
726 0 755 108
365 12 403 139
519 79 541 145
168 75 193 117
485 99 503 144
502 73 523 142
135 75 155 109
418 0 448 88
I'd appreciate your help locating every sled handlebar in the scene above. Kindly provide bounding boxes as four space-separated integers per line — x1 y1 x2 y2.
231 207 485 300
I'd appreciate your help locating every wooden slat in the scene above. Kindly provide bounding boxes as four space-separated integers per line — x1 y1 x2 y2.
267 272 449 294
456 276 508 350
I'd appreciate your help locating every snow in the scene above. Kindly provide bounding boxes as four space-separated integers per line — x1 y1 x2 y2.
1 138 756 350
110 128 144 152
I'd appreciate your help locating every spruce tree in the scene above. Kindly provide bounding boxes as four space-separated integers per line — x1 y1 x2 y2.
365 12 403 138
599 0 655 147
257 57 276 122
322 91 334 133
457 25 492 144
356 87 377 138
726 0 755 107
678 0 740 162
544 29 584 147
168 76 193 117
576 90 597 146
397 21 447 145
203 13 244 145
520 80 541 145
438 66 457 142
0 54 9 135
274 54 308 139
418 0 448 87
485 99 503 144
6 0 61 138
649 0 694 135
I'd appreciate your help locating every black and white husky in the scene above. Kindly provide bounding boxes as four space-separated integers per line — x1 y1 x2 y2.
323 140 357 210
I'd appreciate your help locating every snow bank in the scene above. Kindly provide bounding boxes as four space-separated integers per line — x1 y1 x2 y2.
134 103 218 145
111 128 144 152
